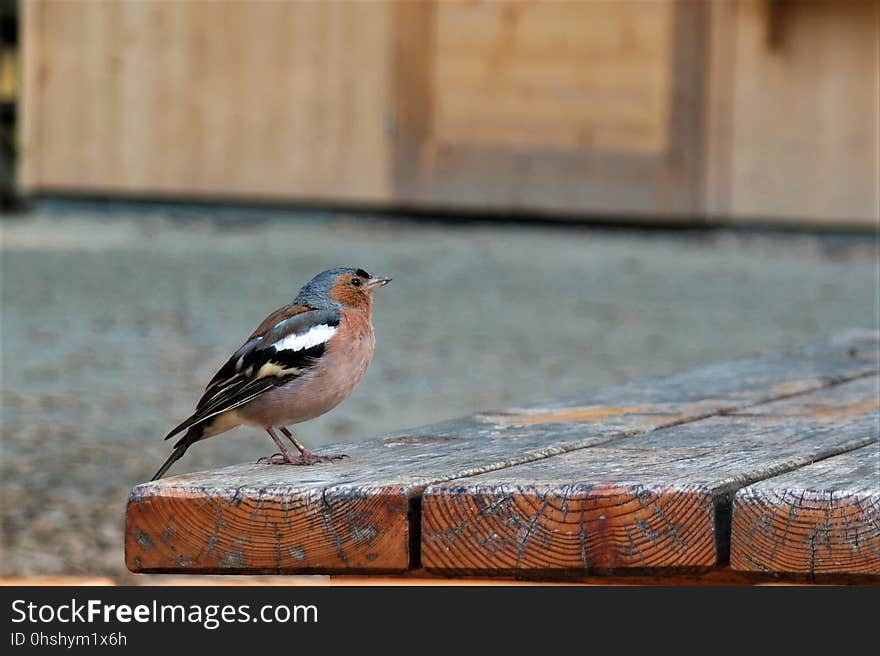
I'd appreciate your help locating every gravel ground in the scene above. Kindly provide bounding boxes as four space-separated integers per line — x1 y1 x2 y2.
1 203 877 581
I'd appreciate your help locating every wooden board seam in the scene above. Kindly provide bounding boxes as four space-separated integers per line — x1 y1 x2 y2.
713 437 879 568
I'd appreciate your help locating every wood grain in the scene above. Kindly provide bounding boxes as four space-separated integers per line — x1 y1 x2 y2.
731 443 880 575
127 480 411 574
421 377 879 573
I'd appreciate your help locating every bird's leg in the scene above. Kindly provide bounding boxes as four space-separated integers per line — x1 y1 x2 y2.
278 426 309 455
279 426 348 464
261 427 301 465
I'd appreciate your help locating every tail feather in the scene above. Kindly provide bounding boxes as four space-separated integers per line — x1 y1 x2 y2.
151 426 203 481
164 413 199 441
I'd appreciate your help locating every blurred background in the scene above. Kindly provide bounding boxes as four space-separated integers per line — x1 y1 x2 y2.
0 0 877 581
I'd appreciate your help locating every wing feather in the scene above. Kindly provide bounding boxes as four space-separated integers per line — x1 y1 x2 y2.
164 307 340 441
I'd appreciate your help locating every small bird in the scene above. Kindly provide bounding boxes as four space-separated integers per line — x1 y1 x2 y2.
151 267 391 481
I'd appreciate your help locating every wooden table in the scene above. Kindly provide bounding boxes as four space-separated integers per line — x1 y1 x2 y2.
126 329 880 582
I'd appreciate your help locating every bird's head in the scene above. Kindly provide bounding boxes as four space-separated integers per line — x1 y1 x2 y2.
294 267 391 311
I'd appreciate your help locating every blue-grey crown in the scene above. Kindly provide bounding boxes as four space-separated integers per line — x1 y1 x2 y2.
294 267 370 308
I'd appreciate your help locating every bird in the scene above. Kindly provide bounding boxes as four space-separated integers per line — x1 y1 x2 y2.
150 267 391 481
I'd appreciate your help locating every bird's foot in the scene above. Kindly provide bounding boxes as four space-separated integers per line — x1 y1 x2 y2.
258 451 348 466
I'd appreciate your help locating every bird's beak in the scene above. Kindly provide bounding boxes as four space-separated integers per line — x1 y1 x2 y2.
366 276 392 290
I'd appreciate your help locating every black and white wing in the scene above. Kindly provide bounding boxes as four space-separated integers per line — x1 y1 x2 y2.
163 307 340 441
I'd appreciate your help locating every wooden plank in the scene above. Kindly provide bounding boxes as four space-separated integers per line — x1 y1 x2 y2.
731 443 880 575
421 377 879 573
127 480 412 573
126 330 878 573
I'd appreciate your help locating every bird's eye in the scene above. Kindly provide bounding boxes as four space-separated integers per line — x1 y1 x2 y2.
351 277 361 287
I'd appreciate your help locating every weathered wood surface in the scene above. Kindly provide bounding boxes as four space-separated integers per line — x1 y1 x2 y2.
731 443 880 575
421 377 879 573
126 330 878 573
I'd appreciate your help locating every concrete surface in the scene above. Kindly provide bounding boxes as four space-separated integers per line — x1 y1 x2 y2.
1 203 877 580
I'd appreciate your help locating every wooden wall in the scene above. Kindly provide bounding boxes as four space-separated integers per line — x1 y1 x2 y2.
19 0 394 203
706 0 879 225
391 0 706 217
18 0 879 226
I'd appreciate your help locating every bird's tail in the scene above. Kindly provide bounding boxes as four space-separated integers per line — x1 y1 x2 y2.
150 426 203 481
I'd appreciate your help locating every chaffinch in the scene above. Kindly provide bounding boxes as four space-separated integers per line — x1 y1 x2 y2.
151 267 391 481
